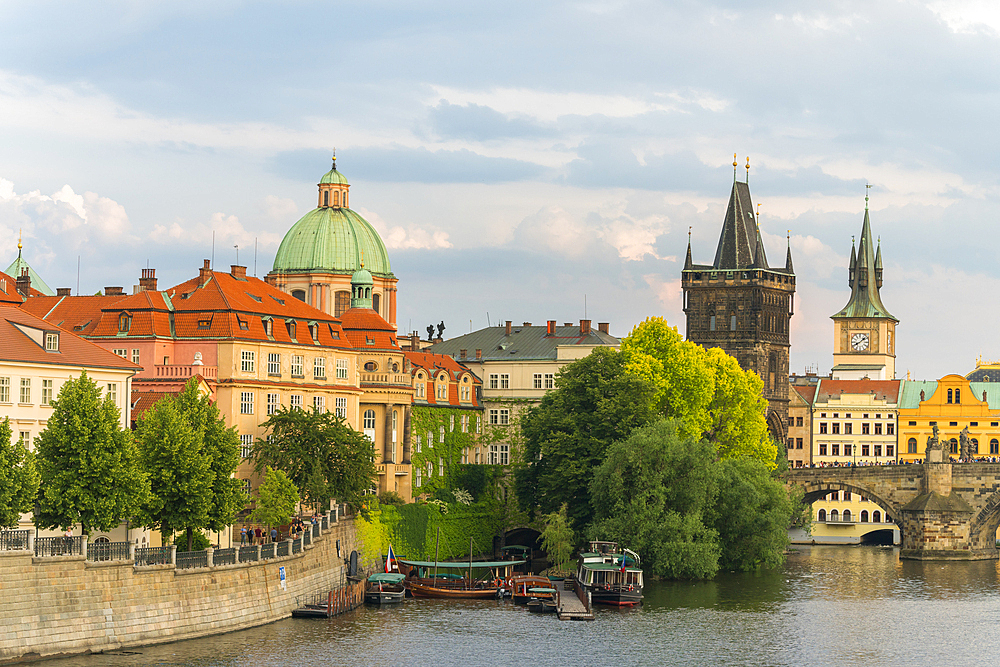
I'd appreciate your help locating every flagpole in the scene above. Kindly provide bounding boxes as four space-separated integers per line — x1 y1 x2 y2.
433 527 440 584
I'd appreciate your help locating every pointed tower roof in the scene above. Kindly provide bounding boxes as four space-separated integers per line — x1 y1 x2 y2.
712 181 758 270
832 207 896 321
785 232 794 273
4 234 55 297
684 227 694 270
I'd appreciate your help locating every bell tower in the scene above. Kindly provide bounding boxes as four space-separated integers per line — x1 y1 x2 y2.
831 188 898 379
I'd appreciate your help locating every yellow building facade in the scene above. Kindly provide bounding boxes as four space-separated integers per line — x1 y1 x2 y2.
897 375 1000 462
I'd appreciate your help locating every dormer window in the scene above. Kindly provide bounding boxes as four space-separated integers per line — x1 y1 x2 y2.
197 317 212 329
44 333 59 351
263 318 273 337
237 317 249 331
118 313 131 333
286 320 297 339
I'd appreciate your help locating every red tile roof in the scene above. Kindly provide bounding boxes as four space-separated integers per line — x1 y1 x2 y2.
0 271 23 304
404 349 482 408
130 390 178 422
792 385 817 404
0 305 142 371
20 294 129 334
814 379 901 403
339 307 399 350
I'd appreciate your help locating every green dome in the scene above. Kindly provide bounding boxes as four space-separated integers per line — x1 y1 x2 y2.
320 167 349 185
272 207 393 277
351 268 373 285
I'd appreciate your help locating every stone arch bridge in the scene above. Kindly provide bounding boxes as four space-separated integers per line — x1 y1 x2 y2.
784 462 1000 560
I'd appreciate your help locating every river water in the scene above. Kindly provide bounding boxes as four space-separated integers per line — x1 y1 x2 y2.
42 545 1000 666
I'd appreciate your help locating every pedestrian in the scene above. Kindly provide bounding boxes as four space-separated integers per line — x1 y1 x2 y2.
240 525 248 546
255 527 262 544
271 527 278 543
63 527 73 555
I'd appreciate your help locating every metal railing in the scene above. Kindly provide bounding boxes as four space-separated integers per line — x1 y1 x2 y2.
239 545 259 562
260 543 275 559
303 530 312 547
0 530 29 551
88 541 130 562
35 536 83 557
292 537 302 554
312 522 320 538
277 541 289 557
214 547 237 566
135 546 171 567
321 516 329 531
176 550 208 570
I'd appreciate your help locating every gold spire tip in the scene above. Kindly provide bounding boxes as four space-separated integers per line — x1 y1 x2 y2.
17 228 22 250
733 153 737 168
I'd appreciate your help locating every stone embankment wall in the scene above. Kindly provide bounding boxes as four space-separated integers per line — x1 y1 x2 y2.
0 515 360 663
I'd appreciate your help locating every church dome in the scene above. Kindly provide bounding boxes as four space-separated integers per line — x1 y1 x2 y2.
272 162 393 277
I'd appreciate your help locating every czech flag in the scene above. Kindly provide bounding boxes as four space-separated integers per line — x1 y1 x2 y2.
386 543 397 573
620 553 627 573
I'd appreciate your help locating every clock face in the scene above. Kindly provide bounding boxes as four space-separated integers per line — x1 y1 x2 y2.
851 332 870 351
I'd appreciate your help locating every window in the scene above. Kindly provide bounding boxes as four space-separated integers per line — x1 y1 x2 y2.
264 319 273 337
544 374 554 389
874 445 882 457
335 397 347 418
819 444 827 456
240 434 253 459
19 431 30 446
844 492 851 501
862 423 870 435
956 388 961 404
336 358 349 379
45 333 58 351
335 291 350 317
240 392 254 414
730 314 736 330
242 479 252 494
132 349 139 364
949 438 958 454
832 444 840 456
291 355 303 377
886 445 894 456
0 377 8 403
105 383 117 405
42 379 53 405
439 426 445 443
908 438 918 454
489 374 498 389
489 409 509 425
461 385 470 401
290 394 302 409
20 378 30 404
992 439 999 455
488 444 510 465
363 409 376 429
313 396 325 413
873 511 882 523
439 457 444 476
818 509 826 522
416 382 425 399
796 417 803 427
268 353 281 375
844 423 852 435
972 438 980 454
710 315 716 331
887 423 895 435
475 415 480 434
786 437 794 450
427 461 433 478
449 415 455 432
533 373 542 389
787 417 794 427
416 435 422 453
874 423 882 435
948 388 953 403
267 393 279 415
372 293 380 314
832 423 840 435
416 467 422 487
462 414 469 433
500 374 509 389
118 313 130 332
861 510 869 523
796 438 803 449
113 348 127 358
287 320 297 339
241 350 255 373
314 357 326 379
819 422 828 434
862 444 870 456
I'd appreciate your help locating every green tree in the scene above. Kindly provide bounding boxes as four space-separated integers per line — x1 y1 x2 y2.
540 504 574 575
622 317 777 466
35 371 148 534
249 467 299 529
172 381 245 534
252 407 377 509
0 418 39 529
590 420 721 579
136 396 213 550
516 347 657 531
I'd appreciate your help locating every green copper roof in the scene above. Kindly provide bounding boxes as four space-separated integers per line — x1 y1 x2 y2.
320 167 349 185
4 254 55 296
832 208 896 321
272 207 393 277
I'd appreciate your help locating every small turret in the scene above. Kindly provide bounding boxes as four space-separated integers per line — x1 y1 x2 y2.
849 237 857 287
875 237 883 289
785 231 794 273
684 227 693 270
350 267 374 309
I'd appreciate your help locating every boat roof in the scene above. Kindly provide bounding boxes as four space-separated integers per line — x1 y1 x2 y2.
399 559 526 568
582 563 641 571
368 573 406 583
528 587 557 593
501 545 531 552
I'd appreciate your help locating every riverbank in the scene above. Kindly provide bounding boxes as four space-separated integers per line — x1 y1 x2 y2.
0 512 360 664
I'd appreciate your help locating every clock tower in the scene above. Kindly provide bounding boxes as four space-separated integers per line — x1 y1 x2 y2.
831 195 898 380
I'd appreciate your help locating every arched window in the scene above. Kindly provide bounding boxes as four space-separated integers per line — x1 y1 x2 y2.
291 289 306 302
118 313 130 332
334 191 339 206
335 291 350 316
818 509 827 522
972 438 980 455
323 191 329 207
365 287 371 299
908 438 918 454
363 409 376 429
730 313 736 330
949 438 958 454
873 510 882 523
830 509 839 521
956 388 961 404
286 320 296 339
372 293 380 314
843 509 852 522
861 510 869 523
344 193 348 207
992 439 999 455
948 388 953 403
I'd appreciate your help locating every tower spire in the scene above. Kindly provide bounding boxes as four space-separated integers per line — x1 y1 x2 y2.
745 156 750 184
684 226 694 270
332 147 337 171
785 230 794 273
733 153 738 182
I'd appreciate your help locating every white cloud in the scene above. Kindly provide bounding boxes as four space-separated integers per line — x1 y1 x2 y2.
358 207 452 250
925 0 1000 34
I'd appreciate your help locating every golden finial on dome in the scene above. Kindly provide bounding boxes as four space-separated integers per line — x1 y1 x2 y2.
360 249 365 269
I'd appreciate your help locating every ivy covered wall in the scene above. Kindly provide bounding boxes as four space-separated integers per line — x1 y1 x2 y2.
410 406 481 497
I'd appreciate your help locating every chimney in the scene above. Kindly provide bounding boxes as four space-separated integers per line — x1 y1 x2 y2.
475 348 482 360
199 259 212 283
230 265 247 279
410 332 420 350
460 349 467 360
598 322 609 334
546 320 556 335
56 287 72 297
16 269 30 296
564 322 572 327
580 319 591 335
505 320 512 336
523 322 532 327
139 268 157 291
104 286 124 296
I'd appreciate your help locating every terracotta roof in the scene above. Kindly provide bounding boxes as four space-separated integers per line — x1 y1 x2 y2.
130 390 178 422
405 349 482 408
339 307 399 350
0 305 142 371
20 294 129 334
814 379 901 404
0 270 24 304
792 385 817 404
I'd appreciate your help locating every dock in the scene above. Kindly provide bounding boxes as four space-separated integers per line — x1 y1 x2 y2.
556 579 594 621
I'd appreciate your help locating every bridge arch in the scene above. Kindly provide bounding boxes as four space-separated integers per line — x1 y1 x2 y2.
796 481 902 524
969 487 1000 551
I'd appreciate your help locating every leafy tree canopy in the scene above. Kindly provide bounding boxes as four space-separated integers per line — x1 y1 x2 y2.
0 418 39 529
622 317 777 466
252 407 377 509
250 467 299 528
516 346 657 530
35 371 149 533
540 504 575 575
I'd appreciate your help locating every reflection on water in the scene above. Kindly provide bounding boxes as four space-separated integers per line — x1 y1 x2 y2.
40 546 1000 667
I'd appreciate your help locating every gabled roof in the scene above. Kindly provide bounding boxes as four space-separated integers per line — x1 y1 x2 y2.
0 305 141 371
427 324 619 362
405 350 482 408
20 294 129 334
792 385 817 405
4 254 54 296
0 270 24 304
832 208 896 321
339 307 399 350
813 379 901 404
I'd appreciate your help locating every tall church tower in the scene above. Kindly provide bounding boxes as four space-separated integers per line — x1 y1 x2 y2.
831 193 897 379
682 158 796 443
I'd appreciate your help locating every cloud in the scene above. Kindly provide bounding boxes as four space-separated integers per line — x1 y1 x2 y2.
359 207 452 250
427 102 553 142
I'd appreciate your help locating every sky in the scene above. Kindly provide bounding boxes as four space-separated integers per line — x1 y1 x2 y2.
1 0 999 379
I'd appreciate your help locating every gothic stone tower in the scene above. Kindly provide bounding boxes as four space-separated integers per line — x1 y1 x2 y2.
682 175 795 443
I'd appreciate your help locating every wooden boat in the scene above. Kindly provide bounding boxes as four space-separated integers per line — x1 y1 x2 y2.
526 587 558 613
398 530 525 600
365 573 406 605
509 575 554 604
576 541 643 607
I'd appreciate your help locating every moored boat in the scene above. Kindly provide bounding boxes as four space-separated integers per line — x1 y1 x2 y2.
509 575 554 604
399 559 525 599
526 587 558 614
365 572 406 605
576 541 643 607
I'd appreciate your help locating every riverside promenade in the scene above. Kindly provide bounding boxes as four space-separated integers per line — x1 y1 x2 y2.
0 508 361 663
